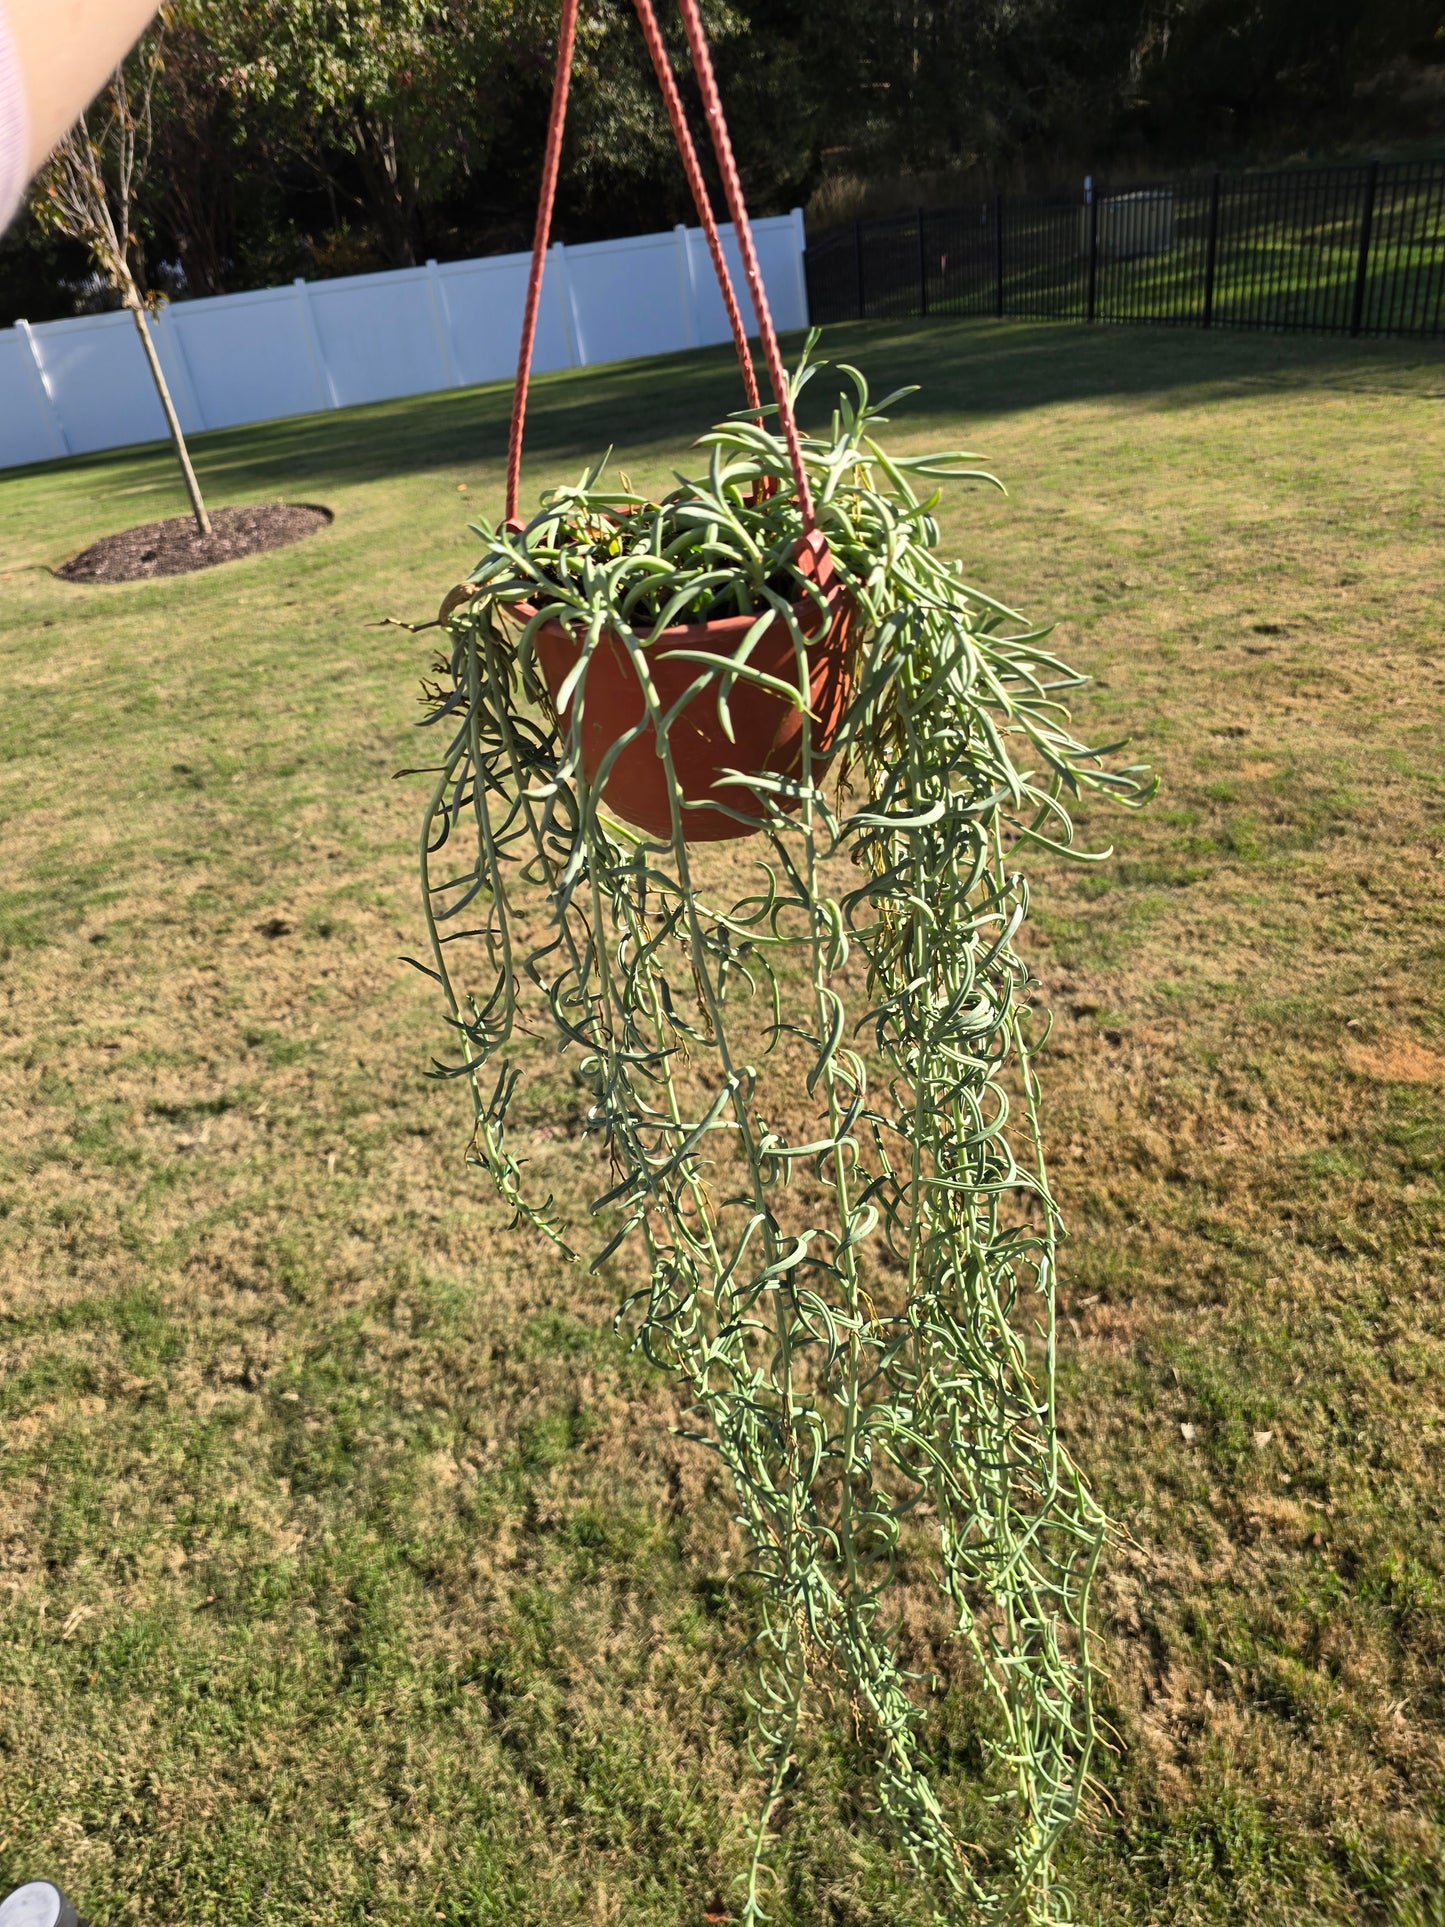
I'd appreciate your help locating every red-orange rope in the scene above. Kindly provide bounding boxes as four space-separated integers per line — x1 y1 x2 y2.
673 0 816 529
505 0 579 524
629 0 761 418
506 0 816 533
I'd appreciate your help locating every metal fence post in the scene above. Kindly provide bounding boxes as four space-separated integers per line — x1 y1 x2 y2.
1086 184 1100 322
1350 161 1380 338
994 194 1005 317
1202 172 1221 327
917 208 928 318
854 220 865 320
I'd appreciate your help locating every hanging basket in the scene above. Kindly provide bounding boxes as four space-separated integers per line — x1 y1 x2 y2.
498 0 853 842
415 2 1155 1907
520 527 856 841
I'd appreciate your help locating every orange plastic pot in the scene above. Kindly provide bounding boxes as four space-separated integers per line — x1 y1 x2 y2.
522 529 857 843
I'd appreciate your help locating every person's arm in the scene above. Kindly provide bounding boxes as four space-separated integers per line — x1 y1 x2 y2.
1 0 161 230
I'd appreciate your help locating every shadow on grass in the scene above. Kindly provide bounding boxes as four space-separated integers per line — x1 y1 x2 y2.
7 318 1443 502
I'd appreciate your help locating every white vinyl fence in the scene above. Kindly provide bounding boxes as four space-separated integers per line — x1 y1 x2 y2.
0 210 808 473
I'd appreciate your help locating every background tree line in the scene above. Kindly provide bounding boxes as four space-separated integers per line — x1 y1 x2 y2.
3 0 1441 325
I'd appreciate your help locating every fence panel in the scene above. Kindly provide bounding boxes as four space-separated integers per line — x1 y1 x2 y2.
303 266 454 409
803 160 1445 343
0 327 68 464
436 248 573 387
1004 197 1088 320
563 230 690 365
24 312 179 456
162 285 329 429
804 229 864 325
1211 166 1368 333
924 202 997 317
858 214 929 322
1095 180 1213 326
0 211 808 474
1363 162 1445 336
688 214 811 343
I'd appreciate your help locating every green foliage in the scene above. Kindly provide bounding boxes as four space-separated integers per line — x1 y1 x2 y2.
7 0 1437 325
413 346 1153 1919
181 0 497 268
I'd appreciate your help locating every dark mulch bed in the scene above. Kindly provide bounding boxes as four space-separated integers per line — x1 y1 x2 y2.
56 503 332 583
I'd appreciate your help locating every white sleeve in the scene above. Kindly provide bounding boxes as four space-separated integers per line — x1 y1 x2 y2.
0 0 30 236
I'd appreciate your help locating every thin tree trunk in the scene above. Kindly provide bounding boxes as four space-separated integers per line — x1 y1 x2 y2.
127 299 212 536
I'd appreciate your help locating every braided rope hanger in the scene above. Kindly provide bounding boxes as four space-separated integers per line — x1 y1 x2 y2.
630 0 761 419
505 0 817 532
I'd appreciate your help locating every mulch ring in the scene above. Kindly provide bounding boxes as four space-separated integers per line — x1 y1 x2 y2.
56 503 332 584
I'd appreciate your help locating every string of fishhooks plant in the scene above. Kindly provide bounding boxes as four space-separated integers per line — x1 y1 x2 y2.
404 340 1154 1922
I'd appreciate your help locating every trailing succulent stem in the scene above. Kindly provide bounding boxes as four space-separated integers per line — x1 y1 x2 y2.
409 342 1153 1923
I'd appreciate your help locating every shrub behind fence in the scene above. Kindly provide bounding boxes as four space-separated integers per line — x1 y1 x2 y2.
805 161 1445 339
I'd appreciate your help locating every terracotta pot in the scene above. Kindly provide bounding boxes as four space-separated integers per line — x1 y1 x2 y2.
522 528 857 843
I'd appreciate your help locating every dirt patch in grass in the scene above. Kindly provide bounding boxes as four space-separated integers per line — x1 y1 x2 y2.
55 502 331 582
1347 1035 1445 1084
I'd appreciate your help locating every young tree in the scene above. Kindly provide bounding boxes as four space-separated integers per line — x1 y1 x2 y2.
32 24 212 535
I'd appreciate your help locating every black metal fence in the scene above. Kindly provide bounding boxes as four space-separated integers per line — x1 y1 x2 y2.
804 160 1445 339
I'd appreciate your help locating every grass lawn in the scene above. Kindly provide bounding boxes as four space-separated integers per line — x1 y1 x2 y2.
1 318 1443 1926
